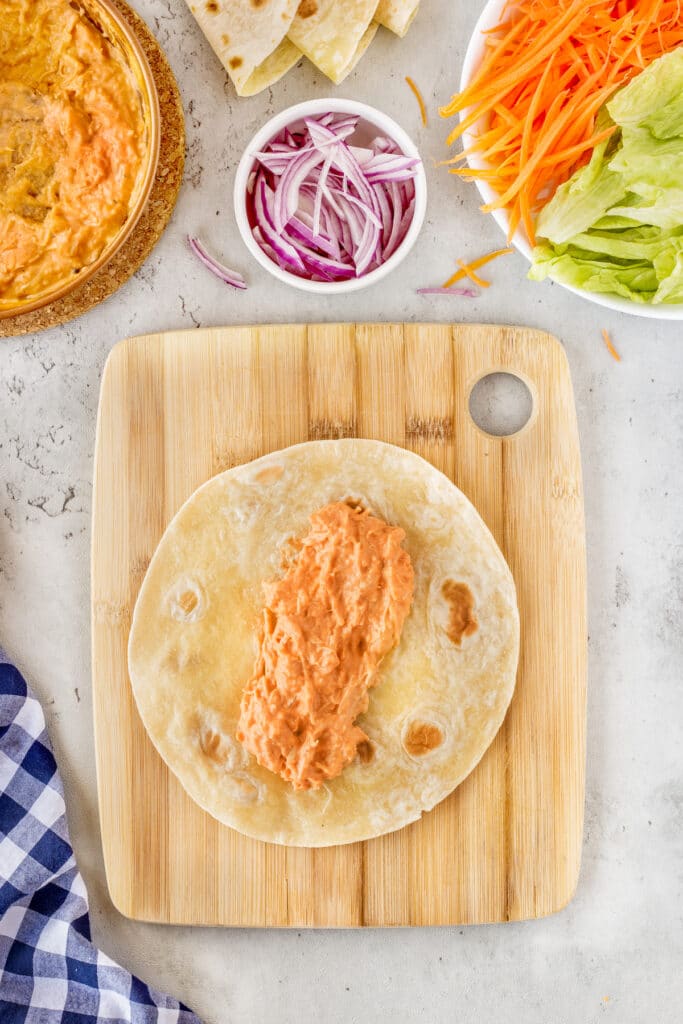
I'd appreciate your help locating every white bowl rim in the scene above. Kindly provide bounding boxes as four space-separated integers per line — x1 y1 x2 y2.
233 97 427 295
460 0 683 321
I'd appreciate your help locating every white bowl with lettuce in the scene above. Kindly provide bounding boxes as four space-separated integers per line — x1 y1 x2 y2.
461 1 683 319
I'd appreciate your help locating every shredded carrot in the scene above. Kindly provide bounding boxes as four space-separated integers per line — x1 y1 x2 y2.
441 247 513 288
440 1 683 245
454 260 491 288
602 329 621 362
405 76 428 126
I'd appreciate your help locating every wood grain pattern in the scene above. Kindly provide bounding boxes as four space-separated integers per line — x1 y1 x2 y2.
91 323 586 927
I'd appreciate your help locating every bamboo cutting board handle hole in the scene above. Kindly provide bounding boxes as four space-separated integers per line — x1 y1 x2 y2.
468 371 537 440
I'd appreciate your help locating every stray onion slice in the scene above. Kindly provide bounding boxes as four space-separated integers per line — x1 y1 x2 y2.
247 114 421 282
188 236 247 290
417 286 478 297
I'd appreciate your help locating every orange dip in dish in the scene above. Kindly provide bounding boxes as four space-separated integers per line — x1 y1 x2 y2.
237 502 414 790
0 0 147 311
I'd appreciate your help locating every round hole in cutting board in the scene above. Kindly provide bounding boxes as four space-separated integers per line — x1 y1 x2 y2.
468 373 533 438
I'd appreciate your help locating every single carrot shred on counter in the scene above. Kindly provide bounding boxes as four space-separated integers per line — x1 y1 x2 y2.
455 260 490 288
441 247 513 288
440 1 683 245
405 76 428 126
602 329 621 362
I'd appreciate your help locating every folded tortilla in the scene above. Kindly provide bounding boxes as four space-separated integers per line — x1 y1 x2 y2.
376 0 420 37
128 440 519 847
335 20 379 84
185 0 301 97
287 0 379 84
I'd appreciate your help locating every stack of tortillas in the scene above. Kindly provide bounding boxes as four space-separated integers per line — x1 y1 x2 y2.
185 0 421 97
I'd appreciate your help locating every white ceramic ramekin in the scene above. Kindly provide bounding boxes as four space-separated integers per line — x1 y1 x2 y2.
233 98 427 294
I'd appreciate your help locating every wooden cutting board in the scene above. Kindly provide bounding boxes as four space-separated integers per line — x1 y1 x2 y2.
91 323 586 927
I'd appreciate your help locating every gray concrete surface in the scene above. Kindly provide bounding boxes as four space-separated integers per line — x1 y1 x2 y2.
1 1 681 1022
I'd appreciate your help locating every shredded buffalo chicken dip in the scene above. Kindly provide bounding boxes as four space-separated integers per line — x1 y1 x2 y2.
237 502 414 790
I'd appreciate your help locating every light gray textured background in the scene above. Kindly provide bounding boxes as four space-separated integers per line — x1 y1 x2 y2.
1 2 682 1022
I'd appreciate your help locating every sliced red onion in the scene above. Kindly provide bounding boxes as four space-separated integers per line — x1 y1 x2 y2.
382 182 405 261
373 182 392 249
319 182 345 218
247 113 421 283
305 119 379 216
365 167 421 185
287 214 340 260
312 149 334 238
296 188 316 220
417 287 479 297
354 216 381 276
386 197 416 261
339 218 353 259
372 136 399 154
296 247 356 280
331 188 382 230
330 191 365 250
254 176 306 273
319 113 360 139
272 147 326 233
316 202 346 255
253 226 281 268
188 236 247 290
401 178 416 206
349 146 374 166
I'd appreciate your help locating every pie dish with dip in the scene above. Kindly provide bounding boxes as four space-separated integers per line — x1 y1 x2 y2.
0 0 159 319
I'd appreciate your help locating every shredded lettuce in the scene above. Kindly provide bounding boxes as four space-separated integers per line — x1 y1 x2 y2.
530 49 683 304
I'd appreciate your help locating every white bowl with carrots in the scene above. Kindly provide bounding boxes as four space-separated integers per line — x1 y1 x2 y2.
453 0 683 320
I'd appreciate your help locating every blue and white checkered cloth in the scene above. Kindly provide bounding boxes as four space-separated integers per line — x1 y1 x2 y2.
0 649 201 1023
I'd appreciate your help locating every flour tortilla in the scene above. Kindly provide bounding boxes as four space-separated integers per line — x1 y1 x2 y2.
376 0 420 37
128 440 519 847
185 0 301 97
287 0 379 84
332 20 379 84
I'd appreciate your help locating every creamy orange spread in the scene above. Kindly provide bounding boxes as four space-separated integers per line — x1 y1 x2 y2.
0 0 146 308
237 502 414 790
